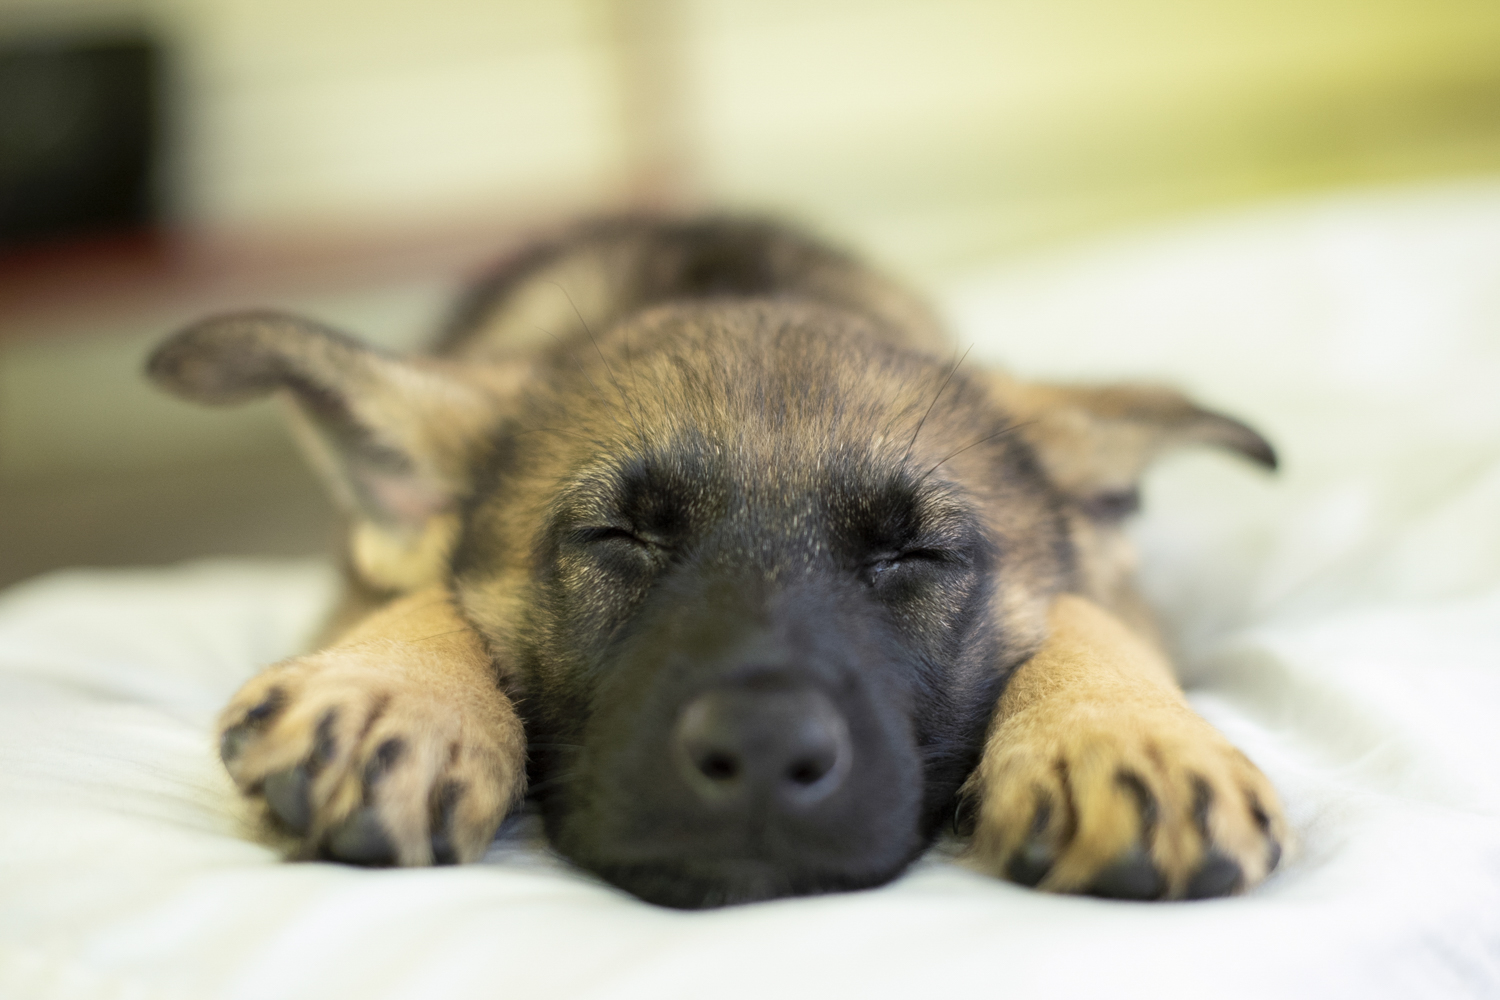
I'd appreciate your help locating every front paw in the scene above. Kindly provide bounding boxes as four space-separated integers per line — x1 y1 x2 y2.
963 705 1287 900
217 648 525 866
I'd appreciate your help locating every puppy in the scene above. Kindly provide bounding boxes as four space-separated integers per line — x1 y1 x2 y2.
148 215 1286 908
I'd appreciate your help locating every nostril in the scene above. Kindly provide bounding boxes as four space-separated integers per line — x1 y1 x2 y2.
785 755 832 787
673 685 851 806
698 750 740 782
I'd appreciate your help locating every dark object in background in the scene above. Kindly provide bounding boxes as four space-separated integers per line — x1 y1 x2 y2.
0 37 160 247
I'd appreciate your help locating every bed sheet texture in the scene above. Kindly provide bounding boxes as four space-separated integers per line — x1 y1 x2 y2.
4 181 1500 999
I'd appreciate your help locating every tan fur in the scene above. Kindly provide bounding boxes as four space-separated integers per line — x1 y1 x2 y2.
964 594 1288 896
216 588 525 865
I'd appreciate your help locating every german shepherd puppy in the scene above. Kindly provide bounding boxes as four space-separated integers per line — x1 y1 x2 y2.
148 216 1286 908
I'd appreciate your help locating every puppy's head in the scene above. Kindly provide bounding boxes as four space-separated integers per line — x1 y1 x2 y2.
453 301 1072 907
149 300 1273 908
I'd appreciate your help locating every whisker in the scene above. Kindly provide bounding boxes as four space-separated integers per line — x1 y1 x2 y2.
535 323 612 411
386 597 452 622
548 280 649 451
408 627 472 643
902 344 973 468
918 419 1037 484
623 321 644 424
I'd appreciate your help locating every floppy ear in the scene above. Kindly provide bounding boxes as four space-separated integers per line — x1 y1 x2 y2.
147 310 514 590
991 376 1277 519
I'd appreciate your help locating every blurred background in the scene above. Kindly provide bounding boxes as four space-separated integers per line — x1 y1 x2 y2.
3 0 1499 588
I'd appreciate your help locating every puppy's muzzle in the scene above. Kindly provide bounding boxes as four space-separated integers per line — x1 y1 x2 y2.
673 681 852 812
551 589 927 908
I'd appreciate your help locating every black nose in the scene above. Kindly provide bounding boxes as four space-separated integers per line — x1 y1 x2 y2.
673 684 851 808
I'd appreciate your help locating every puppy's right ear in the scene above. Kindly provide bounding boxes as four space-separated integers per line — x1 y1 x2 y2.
147 310 518 590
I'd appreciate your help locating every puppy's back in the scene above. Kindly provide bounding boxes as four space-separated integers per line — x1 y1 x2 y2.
434 215 947 362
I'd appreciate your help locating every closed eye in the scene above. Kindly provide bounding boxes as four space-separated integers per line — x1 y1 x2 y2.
572 525 669 551
864 548 956 583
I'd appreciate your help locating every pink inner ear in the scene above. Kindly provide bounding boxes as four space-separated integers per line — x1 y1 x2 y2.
362 468 452 527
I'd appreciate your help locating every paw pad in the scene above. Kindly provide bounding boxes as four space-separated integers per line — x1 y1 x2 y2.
1085 846 1165 901
323 808 398 866
1184 848 1242 899
262 765 313 834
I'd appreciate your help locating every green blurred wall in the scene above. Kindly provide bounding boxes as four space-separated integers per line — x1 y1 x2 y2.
2 0 1498 267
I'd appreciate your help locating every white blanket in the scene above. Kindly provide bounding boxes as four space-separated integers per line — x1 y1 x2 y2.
4 181 1500 999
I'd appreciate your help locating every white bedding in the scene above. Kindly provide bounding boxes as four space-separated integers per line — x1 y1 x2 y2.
4 181 1500 999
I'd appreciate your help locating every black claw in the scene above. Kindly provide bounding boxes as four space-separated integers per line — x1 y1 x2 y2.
1053 758 1079 847
244 688 285 725
1006 838 1054 888
323 807 397 866
221 688 286 765
429 780 466 866
950 793 978 837
1028 797 1053 837
1185 848 1244 899
430 833 458 866
219 724 252 765
1247 791 1282 873
1248 792 1271 833
1004 795 1055 886
263 766 313 834
364 737 405 783
1191 777 1213 838
305 709 340 777
1086 847 1166 901
1115 770 1158 841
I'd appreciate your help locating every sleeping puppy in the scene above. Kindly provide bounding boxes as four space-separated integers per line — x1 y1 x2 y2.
148 216 1286 908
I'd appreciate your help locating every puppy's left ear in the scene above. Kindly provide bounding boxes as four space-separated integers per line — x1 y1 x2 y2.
991 377 1277 519
148 310 522 590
